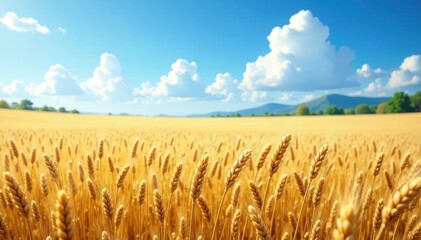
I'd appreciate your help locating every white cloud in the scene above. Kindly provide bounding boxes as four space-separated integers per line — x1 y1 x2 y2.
241 91 272 102
302 94 314 102
133 59 206 99
349 79 387 97
80 53 132 101
0 80 30 98
364 79 384 93
240 10 356 92
387 55 421 89
27 64 83 96
279 93 293 101
356 64 384 80
0 12 49 34
205 73 240 102
58 27 66 33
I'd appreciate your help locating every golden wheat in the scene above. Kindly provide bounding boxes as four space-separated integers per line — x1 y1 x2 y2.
0 111 419 239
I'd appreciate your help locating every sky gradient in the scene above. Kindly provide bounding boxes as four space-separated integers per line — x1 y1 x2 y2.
0 0 420 115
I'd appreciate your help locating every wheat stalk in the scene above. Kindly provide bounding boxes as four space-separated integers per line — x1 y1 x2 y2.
180 217 186 239
269 134 292 177
288 212 297 234
249 181 263 210
98 139 104 160
310 220 321 240
43 153 59 181
154 189 165 239
256 144 272 176
56 190 74 240
248 205 270 240
190 154 209 239
211 149 251 240
382 177 421 225
86 154 95 180
409 223 421 240
137 180 146 206
231 209 241 240
114 204 124 228
294 145 329 240
333 203 354 240
9 140 18 158
102 188 113 220
170 163 183 192
31 200 40 222
198 196 212 223
67 171 77 196
116 165 130 189
373 153 385 177
3 172 30 217
87 179 96 201
376 177 421 240
0 213 9 240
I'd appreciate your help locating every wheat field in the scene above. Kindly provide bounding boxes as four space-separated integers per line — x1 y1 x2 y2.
0 109 420 240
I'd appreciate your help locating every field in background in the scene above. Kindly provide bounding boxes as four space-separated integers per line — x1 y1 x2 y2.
1 109 420 134
0 109 420 239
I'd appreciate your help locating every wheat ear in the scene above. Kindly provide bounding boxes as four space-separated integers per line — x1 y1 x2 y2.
56 190 74 240
0 213 9 240
231 209 241 240
248 205 270 240
3 172 30 217
211 150 251 240
190 154 209 239
333 204 354 240
101 188 113 220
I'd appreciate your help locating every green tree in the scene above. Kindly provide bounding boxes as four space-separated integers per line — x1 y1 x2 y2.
16 99 34 110
70 109 79 114
296 105 310 116
40 105 51 112
376 102 387 114
324 106 345 115
58 107 67 113
369 105 377 113
411 91 421 112
344 108 355 115
11 102 18 108
0 99 10 109
355 104 371 114
387 92 414 113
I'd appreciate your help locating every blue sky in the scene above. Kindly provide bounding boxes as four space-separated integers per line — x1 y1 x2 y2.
0 0 420 115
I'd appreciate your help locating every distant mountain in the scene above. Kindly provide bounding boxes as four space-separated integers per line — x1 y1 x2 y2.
189 103 291 117
273 94 391 114
193 94 391 117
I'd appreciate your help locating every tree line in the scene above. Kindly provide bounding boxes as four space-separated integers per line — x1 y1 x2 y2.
211 91 421 117
296 91 420 116
0 99 80 114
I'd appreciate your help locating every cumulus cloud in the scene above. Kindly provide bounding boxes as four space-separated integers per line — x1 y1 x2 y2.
302 94 314 102
0 80 30 98
133 59 206 99
356 64 385 80
80 53 132 101
27 64 83 96
0 12 49 34
58 27 66 33
241 91 272 102
387 55 421 89
240 10 356 92
205 73 240 102
349 79 387 97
